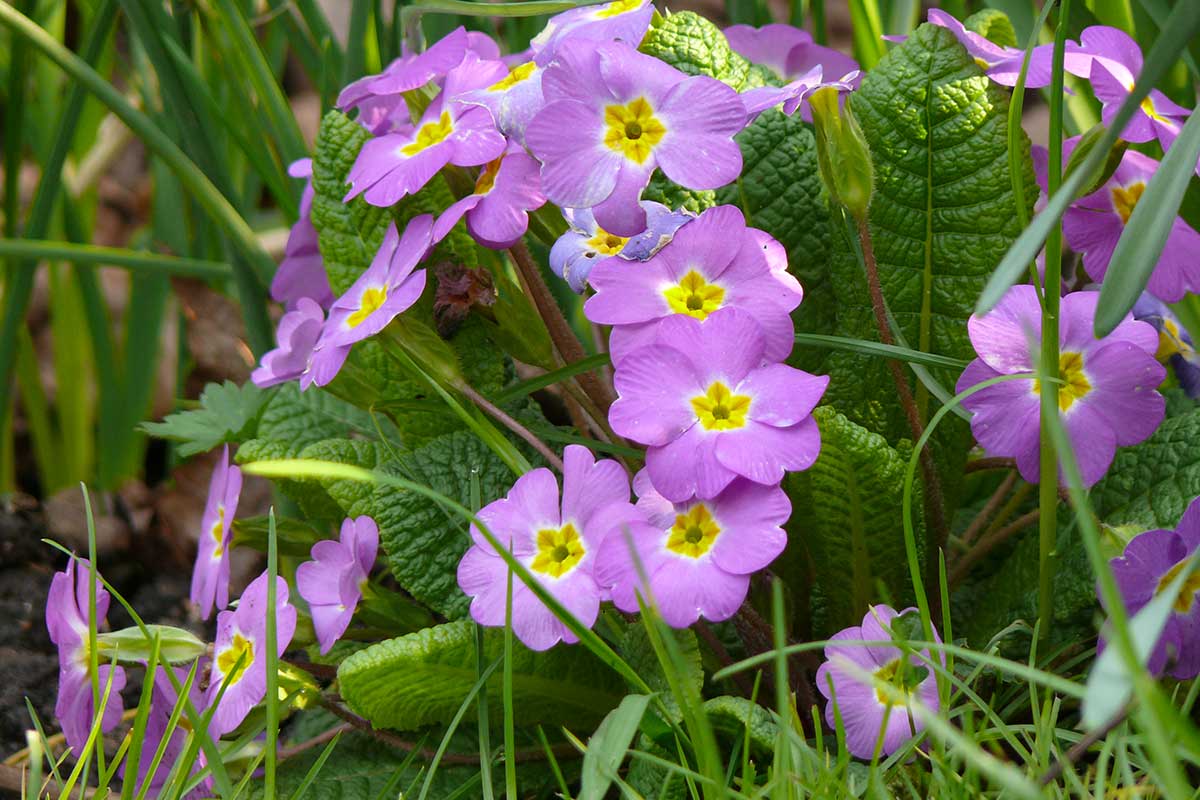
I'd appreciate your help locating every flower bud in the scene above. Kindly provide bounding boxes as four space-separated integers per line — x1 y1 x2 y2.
809 86 875 220
97 625 208 665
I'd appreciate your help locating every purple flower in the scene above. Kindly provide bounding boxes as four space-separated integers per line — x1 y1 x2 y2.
527 40 746 236
190 445 243 620
1103 497 1200 679
457 61 545 147
595 470 789 627
724 23 858 84
46 558 127 754
815 605 943 760
548 202 692 293
956 286 1165 488
530 0 654 66
432 144 546 249
346 54 509 207
456 445 641 651
1132 294 1200 399
585 205 802 363
324 215 432 347
251 297 326 388
740 65 861 118
297 516 379 654
123 664 211 798
207 571 297 737
271 160 334 310
299 337 351 391
609 307 828 502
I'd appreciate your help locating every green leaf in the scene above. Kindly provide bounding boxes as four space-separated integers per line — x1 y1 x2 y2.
822 22 1037 443
579 694 651 800
963 9 1017 48
639 10 769 91
703 695 778 758
140 380 265 456
618 622 702 722
785 406 925 634
337 620 626 731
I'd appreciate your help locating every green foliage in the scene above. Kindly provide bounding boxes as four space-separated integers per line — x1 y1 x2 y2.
703 696 778 758
639 10 769 91
337 620 626 731
963 9 1018 48
579 694 651 800
139 380 264 456
786 406 924 635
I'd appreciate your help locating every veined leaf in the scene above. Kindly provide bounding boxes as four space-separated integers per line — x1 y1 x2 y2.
579 694 651 800
703 696 778 758
140 381 265 457
639 10 770 91
963 9 1017 48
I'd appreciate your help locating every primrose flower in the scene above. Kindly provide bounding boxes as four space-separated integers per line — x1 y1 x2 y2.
324 215 432 347
530 0 654 66
610 308 829 502
527 40 746 236
270 159 333 310
956 286 1165 488
46 558 126 754
251 297 325 389
207 572 297 737
740 65 861 118
190 445 243 620
595 470 789 627
346 54 508 207
816 605 943 760
585 205 802 363
1102 497 1200 679
124 665 210 798
432 144 546 249
548 202 692 293
458 60 545 146
456 445 641 651
297 516 379 654
299 336 351 391
1133 294 1200 399
725 23 859 85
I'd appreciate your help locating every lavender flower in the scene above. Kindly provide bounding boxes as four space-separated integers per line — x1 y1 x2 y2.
270 159 333 310
609 307 828 502
956 286 1165 488
456 445 641 651
190 445 243 620
530 0 654 66
1132 294 1200 399
725 23 858 85
527 40 745 236
548 202 692 293
123 665 211 798
297 516 379 654
595 470 789 627
432 144 546 249
457 60 545 146
740 65 861 118
251 298 325 389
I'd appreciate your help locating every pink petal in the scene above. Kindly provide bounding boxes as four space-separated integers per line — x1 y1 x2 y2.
739 364 828 427
714 417 822 485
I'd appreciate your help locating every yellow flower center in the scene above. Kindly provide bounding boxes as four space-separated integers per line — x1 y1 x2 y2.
475 157 503 195
1157 560 1200 613
489 61 537 92
402 111 454 156
1157 318 1191 361
530 523 585 578
347 286 388 329
603 97 667 164
1141 95 1166 122
691 382 751 431
665 504 721 558
1111 181 1145 225
973 56 992 70
873 658 913 707
210 506 226 559
597 0 642 17
1033 351 1091 412
663 270 725 320
216 633 255 687
585 229 628 256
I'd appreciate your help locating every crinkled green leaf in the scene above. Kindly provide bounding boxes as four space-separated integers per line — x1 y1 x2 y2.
642 171 716 214
703 696 778 758
964 9 1018 48
785 406 924 635
639 10 769 91
337 620 626 731
139 380 265 456
618 622 701 723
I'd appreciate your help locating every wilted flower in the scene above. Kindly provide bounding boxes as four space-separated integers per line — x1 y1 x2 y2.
270 159 333 310
1103 496 1200 679
46 558 126 754
595 470 789 627
297 516 379 654
548 202 691 293
251 297 325 389
190 445 243 620
957 286 1165 488
432 144 546 249
527 40 745 236
609 308 828 502
530 0 654 66
456 445 641 651
585 205 801 363
816 605 942 760
207 572 297 737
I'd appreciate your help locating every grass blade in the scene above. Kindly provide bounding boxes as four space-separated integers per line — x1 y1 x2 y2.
265 508 281 799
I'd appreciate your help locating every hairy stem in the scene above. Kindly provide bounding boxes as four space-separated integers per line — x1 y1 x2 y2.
459 382 565 471
957 471 1019 550
948 508 1040 588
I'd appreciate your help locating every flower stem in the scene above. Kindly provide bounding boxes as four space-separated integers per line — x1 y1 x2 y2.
458 382 565 472
1038 0 1071 644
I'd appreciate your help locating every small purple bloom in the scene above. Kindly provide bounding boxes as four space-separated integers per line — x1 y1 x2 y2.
815 605 943 760
432 144 546 249
46 558 127 755
527 40 746 236
271 160 334 310
297 516 379 654
741 65 861 118
123 664 211 798
1103 497 1200 679
207 571 297 737
609 307 829 502
548 202 692 293
1132 294 1200 399
251 298 326 389
456 445 641 651
530 0 654 66
595 470 789 627
324 215 433 347
299 336 351 391
725 23 858 84
956 286 1165 488
457 61 545 147
190 445 243 620
346 54 509 207
585 204 802 363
